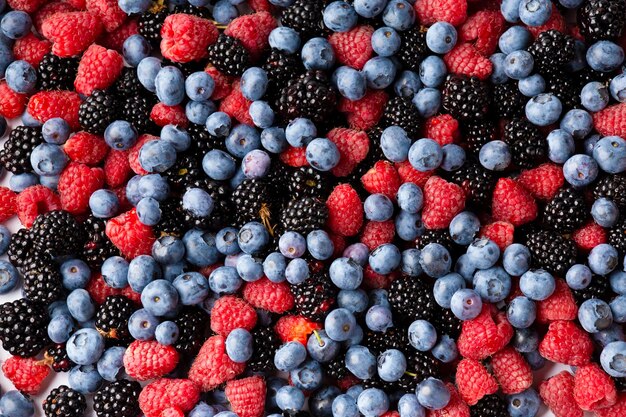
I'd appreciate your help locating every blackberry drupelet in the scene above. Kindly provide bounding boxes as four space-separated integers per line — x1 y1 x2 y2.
527 30 576 74
448 160 495 207
31 210 86 257
288 166 331 200
363 374 401 392
265 159 292 207
573 275 613 306
45 344 74 372
8 228 39 270
281 0 328 39
81 215 122 269
23 257 64 306
164 151 204 189
154 198 187 238
388 276 437 323
0 125 43 174
442 75 491 121
43 385 87 417
609 218 626 255
614 377 626 392
113 67 144 98
380 96 421 138
0 298 49 357
470 394 509 417
279 197 328 235
546 72 581 110
78 90 120 135
503 118 546 169
324 351 348 380
37 53 79 91
262 49 303 102
396 26 428 71
183 178 233 231
491 81 525 119
524 229 577 276
277 70 338 125
416 229 457 252
576 66 613 85
431 306 462 339
93 379 142 417
578 0 626 42
363 326 409 356
95 295 135 344
207 34 250 77
174 306 209 356
120 94 158 134
291 273 338 322
248 326 281 373
462 119 497 155
232 179 276 228
173 3 212 18
138 3 169 46
187 122 226 155
542 188 586 233
594 174 626 208
396 351 441 392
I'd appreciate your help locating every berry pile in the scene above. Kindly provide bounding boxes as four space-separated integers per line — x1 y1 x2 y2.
0 0 626 417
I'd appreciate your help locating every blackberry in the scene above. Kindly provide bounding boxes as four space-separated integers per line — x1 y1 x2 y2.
573 275 613 305
207 34 250 77
78 90 120 135
395 351 441 392
462 118 497 155
491 81 525 119
43 385 87 417
37 53 79 91
112 67 144 98
594 174 626 208
431 306 462 339
162 59 205 78
31 210 86 257
281 0 327 39
173 3 212 18
503 118 546 169
363 326 409 356
291 273 338 322
416 229 457 252
8 228 39 270
524 229 577 276
154 198 187 238
265 159 293 206
396 26 428 71
324 351 348 380
388 276 437 323
279 197 328 235
448 160 495 207
277 70 338 125
183 178 233 231
380 96 421 138
81 215 121 269
248 326 281 373
546 71 581 110
0 298 49 357
45 344 74 372
470 394 509 417
164 151 204 189
93 379 142 417
262 48 303 102
187 122 226 155
442 75 491 120
23 257 64 306
0 125 43 174
609 217 626 256
576 66 613 85
138 3 169 46
120 94 158 134
527 30 576 74
614 377 626 392
578 0 626 42
542 188 586 233
232 179 276 228
174 306 209 356
288 166 331 200
95 295 135 344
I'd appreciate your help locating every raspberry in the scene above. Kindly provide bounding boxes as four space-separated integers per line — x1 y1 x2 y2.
328 25 374 70
224 11 276 61
338 89 388 131
120 284 141 304
12 33 52 67
104 149 132 188
490 347 533 395
139 379 200 417
527 4 567 38
106 208 156 259
360 220 395 251
33 1 76 34
457 304 513 360
27 90 82 130
422 176 466 229
458 10 504 55
123 340 180 381
128 134 158 175
86 0 126 32
517 163 565 201
205 65 233 100
538 321 593 366
74 44 124 95
327 128 370 177
572 221 607 252
64 131 109 165
7 0 47 13
573 363 617 411
479 221 514 251
160 409 184 417
98 18 139 52
536 279 578 323
329 232 346 258
361 161 401 201
596 395 626 417
210 296 257 336
395 160 433 187
0 187 17 223
58 162 105 215
362 265 397 290
188 335 246 392
429 383 470 417
326 184 364 237
0 81 27 119
63 0 86 9
16 185 61 227
225 377 266 417
414 0 468 27
424 114 460 146
540 372 584 417
274 315 321 345
248 0 275 12
443 43 493 80
86 274 122 305
242 277 294 313
161 14 218 63
219 81 253 126
491 178 538 227
2 356 50 395
279 147 309 168
150 103 189 128
455 358 498 405
593 103 626 139
42 11 104 57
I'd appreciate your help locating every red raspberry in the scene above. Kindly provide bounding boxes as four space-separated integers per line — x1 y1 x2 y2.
139 379 200 417
225 377 266 417
381 412 399 417
527 5 567 38
362 266 397 290
0 187 17 223
361 161 401 201
123 340 180 381
338 89 388 131
517 163 565 201
572 221 607 252
539 320 593 366
248 0 275 12
74 44 124 95
458 10 504 55
34 1 76 34
429 383 470 417
328 25 374 70
0 80 27 118
27 90 82 130
414 0 468 26
128 134 157 175
395 161 433 188
422 176 466 229
479 221 514 251
86 273 121 304
593 103 626 139
106 208 156 259
574 363 617 411
242 277 294 313
444 43 493 80
58 162 104 215
160 409 184 417
280 147 308 168
205 65 233 100
2 356 50 395
224 11 276 61
64 131 109 165
86 0 125 32
328 232 346 258
219 81 253 126
540 371 584 417
327 128 370 177
455 358 498 405
7 0 47 13
360 220 395 251
596 394 626 417
150 103 188 129
16 185 61 227
210 296 257 336
536 279 578 323
189 335 246 392
42 11 104 57
490 347 533 395
326 184 364 237
121 285 141 304
457 304 513 360
161 14 218 63
63 0 86 9
13 33 51 67
104 149 131 188
98 18 139 52
424 114 460 146
491 178 537 227
274 315 321 345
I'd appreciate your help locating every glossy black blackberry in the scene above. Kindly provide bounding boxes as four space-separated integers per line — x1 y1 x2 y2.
395 351 441 392
291 273 337 322
491 81 525 119
164 151 203 189
173 306 209 356
45 344 74 372
232 179 276 228
380 96 421 138
324 351 348 380
277 70 338 125
576 66 613 85
578 0 626 42
614 377 626 392
503 118 546 169
0 298 49 357
23 257 64 306
138 4 169 46
431 306 462 339
95 295 135 343
525 229 577 276
442 75 490 120
288 166 330 200
416 228 457 252
155 198 187 238
573 275 612 305
162 59 205 79
188 122 226 155
37 53 79 91
93 379 142 417
173 3 211 18
120 94 158 134
207 34 250 77
546 72 581 110
279 197 328 235
0 125 43 174
542 188 586 233
78 90 120 135
527 30 576 74
396 26 428 71
31 210 86 257
594 174 626 208
448 161 495 207
248 326 281 373
462 118 497 155
363 326 409 356
609 218 626 255
8 228 40 270
388 276 437 323
281 0 327 39
81 215 121 269
262 49 303 102
113 67 144 98
183 178 233 231
470 394 509 417
44 385 87 417
265 159 293 207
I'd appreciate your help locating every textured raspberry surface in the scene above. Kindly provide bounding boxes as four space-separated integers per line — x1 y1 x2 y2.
0 187 17 223
540 372 584 417
490 347 533 394
16 185 61 227
161 14 218 63
573 363 617 411
58 162 105 215
123 340 180 381
210 296 257 336
458 10 504 55
361 161 401 200
248 0 275 12
98 18 139 52
274 315 321 345
327 128 370 177
395 161 433 188
424 114 460 146
86 273 122 305
225 377 266 417
242 277 294 313
279 147 308 168
150 103 189 129
536 279 578 323
517 163 565 201
7 0 47 13
12 33 51 67
219 81 253 126
593 103 626 139
326 184 364 237
205 65 233 100
64 132 109 165
0 81 28 119
338 90 388 131
360 220 395 251
572 221 607 252
527 5 567 38
491 178 538 226
328 232 346 258
139 379 200 417
63 0 87 9
2 356 50 394
539 320 593 366
42 11 104 57
33 1 76 34
414 0 468 26
455 358 498 405
27 90 82 130
128 134 157 175
429 383 470 417
74 44 124 95
444 43 493 80
328 25 374 70
160 408 184 417
188 335 246 392
104 149 131 188
479 221 514 251
595 394 626 417
422 176 466 229
457 304 513 360
362 266 397 290
224 11 276 61
85 0 126 32
106 208 156 259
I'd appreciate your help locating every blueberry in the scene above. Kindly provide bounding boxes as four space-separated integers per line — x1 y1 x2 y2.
353 0 386 18
507 296 537 329
330 257 363 290
202 149 237 181
301 37 335 70
585 135 602 156
66 328 105 365
512 328 540 353
588 243 619 275
381 126 411 163
101 256 129 289
466 238 500 270
563 154 598 187
137 173 169 201
501 244 531 277
425 22 456 54
183 229 219 267
396 182 423 213
346 385 364 401
363 56 396 89
67 289 96 322
433 273 465 308
155 66 185 105
306 138 341 171
524 350 546 370
600 341 626 377
97 346 125 381
212 0 238 24
5 60 35 94
610 73 626 102
323 1 358 32
155 321 179 346
592 198 619 228
0 225 9 256
159 125 190 152
416 378 450 410
398 394 425 417
594 136 626 174
395 210 423 241
291 359 324 391
332 394 360 417
546 129 575 164
501 0 522 22
68 364 103 394
498 26 532 54
504 50 534 80
279 231 307 259
419 56 447 88
520 269 555 301
525 93 562 126
307 329 340 362
104 120 138 150
263 252 287 282
490 52 508 84
226 124 261 158
441 144 465 171
136 197 161 226
365 305 393 332
382 0 415 31
128 308 159 340
208 266 242 294
395 70 422 97
419 243 451 278
581 81 610 112
141 279 179 316
408 320 437 352
189 402 218 417
454 255 476 284
408 138 443 172
325 308 357 341
48 314 75 344
206 112 232 137
0 259 18 294
118 0 151 13
449 212 480 246
30 143 68 176
337 289 369 314
123 34 151 67
450 289 482 320
269 27 301 54
249 100 275 129
276 385 306 412
286 118 316 147
224 327 253 363
89 189 119 219
0 391 34 417
432 335 458 363
137 57 162 92
237 254 265 282
345 345 376 379
274 341 307 372
377 349 407 382
507 389 541 417
579 298 613 333
369 243 401 275
153 235 185 265
186 100 216 125
610 270 626 295
9 172 38 192
518 74 545 96
587 41 624 72
518 0 551 26
173 272 209 305
307 230 334 260
610 295 626 323
372 27 401 57
413 87 441 117
139 139 177 173
0 11 31 39
260 126 288 154
479 140 511 171
560 109 593 140
363 194 394 222
334 66 367 101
